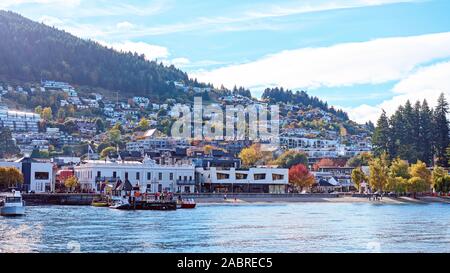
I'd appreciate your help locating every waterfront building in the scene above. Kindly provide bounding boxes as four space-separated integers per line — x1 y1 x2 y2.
195 167 288 194
74 155 195 193
0 157 54 193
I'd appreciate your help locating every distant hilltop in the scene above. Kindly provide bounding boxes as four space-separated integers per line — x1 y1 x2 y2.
0 10 193 99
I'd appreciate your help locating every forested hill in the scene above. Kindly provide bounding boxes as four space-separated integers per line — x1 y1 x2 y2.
0 10 190 97
261 87 349 121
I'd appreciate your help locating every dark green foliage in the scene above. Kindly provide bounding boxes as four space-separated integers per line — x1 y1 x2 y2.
0 127 20 158
0 11 191 98
372 110 390 157
262 87 349 120
433 93 450 167
373 94 448 166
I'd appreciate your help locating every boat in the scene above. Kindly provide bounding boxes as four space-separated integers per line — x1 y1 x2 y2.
177 198 196 209
91 199 110 207
0 190 26 216
109 199 131 210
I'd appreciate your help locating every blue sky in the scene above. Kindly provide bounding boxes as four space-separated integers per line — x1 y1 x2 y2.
2 0 450 123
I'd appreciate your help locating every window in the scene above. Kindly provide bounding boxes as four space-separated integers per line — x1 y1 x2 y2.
272 174 284 180
184 176 187 181
158 172 163 180
170 173 174 180
236 173 248 180
35 172 49 180
217 173 230 180
125 172 129 180
136 172 140 180
113 172 117 178
147 172 151 180
254 174 266 180
97 171 101 178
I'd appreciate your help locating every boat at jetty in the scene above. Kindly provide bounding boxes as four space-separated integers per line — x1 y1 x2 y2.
109 196 177 211
0 190 26 216
177 198 196 209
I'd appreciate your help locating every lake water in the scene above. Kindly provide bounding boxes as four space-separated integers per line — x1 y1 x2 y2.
1 203 450 253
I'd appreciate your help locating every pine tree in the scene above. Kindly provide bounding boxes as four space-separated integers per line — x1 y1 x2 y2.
419 100 434 166
389 106 406 159
372 110 391 157
433 93 450 167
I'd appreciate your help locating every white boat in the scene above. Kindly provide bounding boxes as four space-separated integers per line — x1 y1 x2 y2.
0 190 26 216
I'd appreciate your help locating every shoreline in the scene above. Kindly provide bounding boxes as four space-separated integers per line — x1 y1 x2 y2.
195 196 450 205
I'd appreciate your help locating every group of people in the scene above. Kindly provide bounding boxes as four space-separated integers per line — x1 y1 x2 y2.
368 193 383 201
153 191 174 202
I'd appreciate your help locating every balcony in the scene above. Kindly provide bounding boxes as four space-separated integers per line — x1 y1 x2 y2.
176 180 196 186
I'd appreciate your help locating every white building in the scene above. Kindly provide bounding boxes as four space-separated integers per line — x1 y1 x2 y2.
280 136 338 149
0 157 54 193
0 108 41 132
133 96 150 108
74 156 195 193
196 167 289 194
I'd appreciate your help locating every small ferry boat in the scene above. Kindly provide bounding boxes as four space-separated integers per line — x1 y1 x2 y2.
0 190 26 216
109 197 177 211
177 198 197 209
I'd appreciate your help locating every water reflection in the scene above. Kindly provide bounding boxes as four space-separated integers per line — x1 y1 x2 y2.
0 203 450 253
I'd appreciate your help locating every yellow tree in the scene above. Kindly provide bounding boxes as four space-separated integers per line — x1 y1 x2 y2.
0 167 24 190
408 161 432 193
368 153 389 192
137 118 150 131
239 144 262 167
203 145 214 156
64 176 79 193
41 107 53 121
387 158 410 193
351 167 367 191
432 166 450 193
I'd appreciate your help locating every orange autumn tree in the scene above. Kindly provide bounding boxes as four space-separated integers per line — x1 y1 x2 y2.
289 164 315 192
312 158 344 171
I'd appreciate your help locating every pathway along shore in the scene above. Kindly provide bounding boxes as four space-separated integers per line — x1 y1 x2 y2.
191 195 450 205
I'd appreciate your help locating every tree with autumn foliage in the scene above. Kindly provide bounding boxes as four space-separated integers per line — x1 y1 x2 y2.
239 144 273 167
64 176 79 193
0 167 24 191
407 161 432 194
289 164 315 192
313 158 344 171
273 150 308 168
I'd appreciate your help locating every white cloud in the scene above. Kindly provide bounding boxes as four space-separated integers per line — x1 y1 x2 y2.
193 32 450 91
245 0 420 20
0 0 80 9
38 15 63 26
104 0 419 38
343 61 450 123
116 21 135 30
98 41 169 61
168 57 190 67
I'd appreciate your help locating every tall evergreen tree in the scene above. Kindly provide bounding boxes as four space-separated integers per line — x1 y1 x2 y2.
372 110 391 157
419 100 434 166
389 106 406 159
433 93 450 167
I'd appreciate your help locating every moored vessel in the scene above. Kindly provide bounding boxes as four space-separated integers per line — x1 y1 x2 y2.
0 190 26 216
177 198 197 209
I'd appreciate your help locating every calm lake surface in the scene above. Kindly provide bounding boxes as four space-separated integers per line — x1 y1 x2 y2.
1 203 450 253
